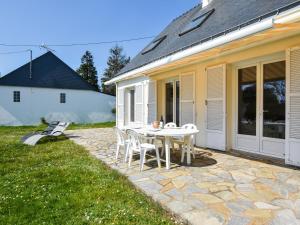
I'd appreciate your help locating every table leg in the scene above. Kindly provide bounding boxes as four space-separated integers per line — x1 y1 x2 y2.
186 136 191 165
165 136 171 170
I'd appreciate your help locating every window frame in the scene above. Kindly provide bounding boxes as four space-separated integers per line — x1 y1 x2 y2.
13 91 21 103
179 9 214 36
141 35 167 55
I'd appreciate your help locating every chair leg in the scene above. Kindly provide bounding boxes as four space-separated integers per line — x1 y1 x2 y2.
161 140 165 157
124 144 129 163
128 149 134 168
155 146 161 168
115 144 120 160
192 145 196 159
181 146 185 163
140 149 146 171
179 144 182 151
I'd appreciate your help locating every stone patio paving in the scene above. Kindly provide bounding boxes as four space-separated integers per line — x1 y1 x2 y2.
66 128 300 225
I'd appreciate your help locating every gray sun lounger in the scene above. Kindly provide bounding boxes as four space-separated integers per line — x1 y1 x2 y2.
22 122 70 146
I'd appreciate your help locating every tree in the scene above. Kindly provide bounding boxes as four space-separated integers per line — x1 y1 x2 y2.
77 51 99 91
101 45 130 95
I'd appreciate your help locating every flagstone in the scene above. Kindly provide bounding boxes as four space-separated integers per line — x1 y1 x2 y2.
159 178 172 186
165 188 184 201
160 182 174 193
209 185 229 193
152 193 172 204
227 216 251 225
230 171 256 183
67 128 300 225
209 203 231 220
294 199 300 218
243 208 272 219
161 170 189 179
254 201 280 209
287 176 300 186
184 198 206 209
215 191 236 201
271 209 300 225
172 179 186 189
196 182 217 189
272 199 294 209
166 200 193 214
182 209 225 225
193 193 223 204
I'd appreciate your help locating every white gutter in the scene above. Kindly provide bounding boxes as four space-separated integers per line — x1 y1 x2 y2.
275 6 300 23
105 6 300 85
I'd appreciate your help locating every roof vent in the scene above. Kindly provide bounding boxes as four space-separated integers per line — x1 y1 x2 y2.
202 0 212 7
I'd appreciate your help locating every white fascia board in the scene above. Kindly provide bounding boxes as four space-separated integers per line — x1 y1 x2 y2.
105 17 282 85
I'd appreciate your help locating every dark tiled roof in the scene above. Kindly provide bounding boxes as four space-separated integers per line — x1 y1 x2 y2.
118 0 300 76
0 51 98 91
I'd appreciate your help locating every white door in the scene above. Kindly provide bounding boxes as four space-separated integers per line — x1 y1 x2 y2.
180 73 195 125
117 87 125 127
286 47 300 166
145 80 157 124
235 60 286 158
205 65 226 151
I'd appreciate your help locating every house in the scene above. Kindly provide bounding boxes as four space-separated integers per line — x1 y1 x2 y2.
0 51 115 125
105 0 300 166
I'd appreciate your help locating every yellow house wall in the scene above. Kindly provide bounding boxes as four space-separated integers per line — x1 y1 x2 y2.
151 34 300 148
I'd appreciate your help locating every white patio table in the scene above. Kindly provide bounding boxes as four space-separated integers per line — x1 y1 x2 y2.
124 126 199 170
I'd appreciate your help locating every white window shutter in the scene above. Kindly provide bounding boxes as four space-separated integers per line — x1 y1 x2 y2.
135 84 144 125
205 64 226 151
117 87 125 127
180 73 195 125
145 80 157 124
286 47 300 166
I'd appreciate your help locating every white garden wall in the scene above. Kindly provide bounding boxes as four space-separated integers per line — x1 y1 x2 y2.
0 86 115 126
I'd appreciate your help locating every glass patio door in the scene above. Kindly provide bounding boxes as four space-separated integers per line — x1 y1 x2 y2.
165 80 180 126
260 60 286 158
237 65 259 153
236 60 286 158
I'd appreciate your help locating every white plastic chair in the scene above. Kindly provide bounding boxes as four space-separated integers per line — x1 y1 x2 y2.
173 124 197 163
127 129 161 171
114 127 130 162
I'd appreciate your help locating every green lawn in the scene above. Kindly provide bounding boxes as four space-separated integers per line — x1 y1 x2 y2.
0 126 174 225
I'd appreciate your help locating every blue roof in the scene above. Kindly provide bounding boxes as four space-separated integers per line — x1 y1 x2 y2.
0 51 98 91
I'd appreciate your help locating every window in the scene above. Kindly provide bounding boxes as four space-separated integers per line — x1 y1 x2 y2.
263 61 286 139
179 9 214 36
141 35 167 55
238 66 257 136
165 80 180 126
60 93 66 103
13 91 20 102
129 89 135 122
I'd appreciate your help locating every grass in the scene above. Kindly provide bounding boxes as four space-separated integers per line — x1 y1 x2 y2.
0 126 174 225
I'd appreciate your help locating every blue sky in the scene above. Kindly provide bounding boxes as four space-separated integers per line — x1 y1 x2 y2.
0 0 199 82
